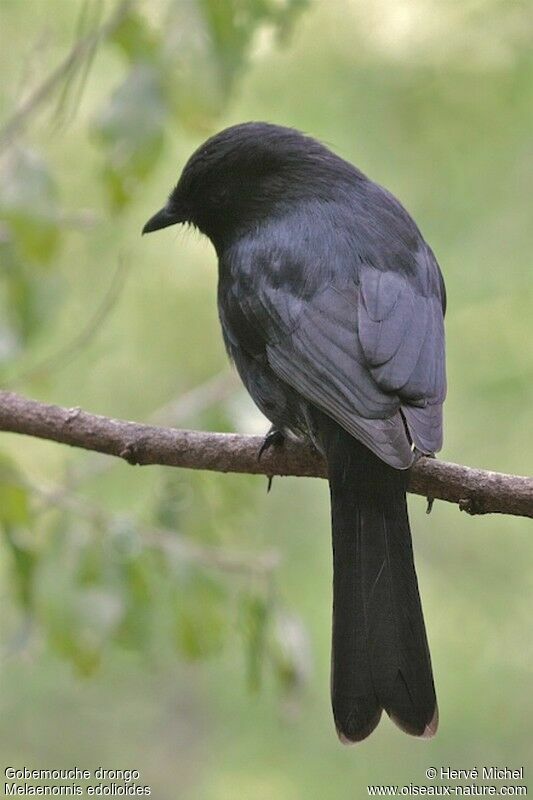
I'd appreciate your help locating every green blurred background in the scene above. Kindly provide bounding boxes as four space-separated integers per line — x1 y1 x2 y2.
1 1 532 797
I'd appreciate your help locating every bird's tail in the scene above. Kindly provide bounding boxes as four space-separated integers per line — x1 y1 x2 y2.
315 412 438 743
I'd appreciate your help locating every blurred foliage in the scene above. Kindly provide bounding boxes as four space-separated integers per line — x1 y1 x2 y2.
96 0 307 209
0 453 35 608
0 0 307 694
0 0 307 351
0 149 63 346
0 0 532 795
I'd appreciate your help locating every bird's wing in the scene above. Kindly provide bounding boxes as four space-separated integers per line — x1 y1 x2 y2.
226 240 445 469
356 245 446 455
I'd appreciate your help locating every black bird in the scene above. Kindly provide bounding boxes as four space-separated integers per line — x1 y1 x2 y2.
143 122 446 742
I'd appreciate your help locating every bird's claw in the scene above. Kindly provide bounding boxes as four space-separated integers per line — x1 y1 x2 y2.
258 428 285 461
258 428 285 493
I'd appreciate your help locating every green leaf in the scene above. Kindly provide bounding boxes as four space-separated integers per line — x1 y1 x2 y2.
173 568 228 660
269 611 310 694
0 453 35 608
111 9 160 63
0 456 30 529
115 548 158 652
162 0 308 130
35 524 126 675
0 148 60 264
240 590 270 691
199 0 309 91
92 64 167 210
0 239 64 345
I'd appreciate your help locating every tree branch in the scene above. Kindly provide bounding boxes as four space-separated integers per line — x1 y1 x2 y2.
0 390 531 519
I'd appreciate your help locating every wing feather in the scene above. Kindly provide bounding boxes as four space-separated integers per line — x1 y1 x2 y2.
222 229 446 466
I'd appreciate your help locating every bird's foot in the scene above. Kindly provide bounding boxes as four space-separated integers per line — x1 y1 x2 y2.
258 427 285 493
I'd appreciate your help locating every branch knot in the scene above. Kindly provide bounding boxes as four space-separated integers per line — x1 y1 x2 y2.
119 441 142 465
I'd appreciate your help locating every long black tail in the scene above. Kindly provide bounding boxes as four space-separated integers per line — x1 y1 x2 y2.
315 412 438 742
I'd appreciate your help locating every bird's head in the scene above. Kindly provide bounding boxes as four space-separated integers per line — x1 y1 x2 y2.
142 122 351 250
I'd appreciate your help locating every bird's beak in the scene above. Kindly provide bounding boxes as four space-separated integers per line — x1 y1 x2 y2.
142 206 180 235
